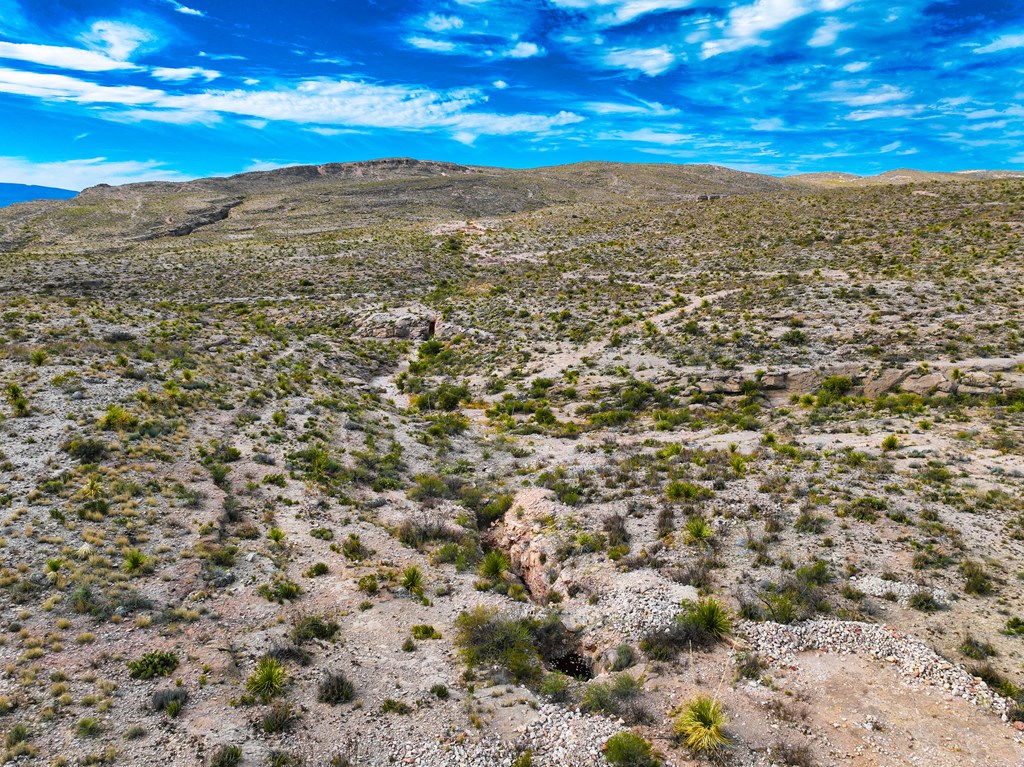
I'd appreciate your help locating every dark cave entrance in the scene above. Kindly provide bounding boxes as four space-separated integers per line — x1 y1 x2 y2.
549 651 594 680
426 318 437 338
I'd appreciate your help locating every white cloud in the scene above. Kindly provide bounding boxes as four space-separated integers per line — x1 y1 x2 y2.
603 46 675 76
846 106 919 121
243 160 293 172
166 1 205 16
304 126 362 136
0 67 582 138
243 78 259 85
808 17 850 47
452 131 476 144
425 14 464 32
702 0 855 59
407 36 457 52
79 20 155 61
242 119 268 129
821 82 910 106
0 66 164 104
583 99 679 116
493 79 508 89
842 61 869 73
974 33 1024 55
506 41 543 58
114 108 220 125
550 0 695 27
879 140 901 153
603 127 695 145
751 117 784 131
151 66 220 82
0 40 139 72
0 155 187 189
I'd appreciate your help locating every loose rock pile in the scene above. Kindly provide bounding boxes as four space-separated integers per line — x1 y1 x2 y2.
849 574 949 606
741 619 1016 722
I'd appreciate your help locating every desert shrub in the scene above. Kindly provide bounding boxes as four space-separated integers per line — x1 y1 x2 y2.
209 744 242 767
380 699 412 714
673 695 728 753
411 624 441 640
772 741 816 767
292 613 339 644
64 438 108 463
960 560 993 595
454 607 569 684
258 577 301 603
151 688 188 716
581 674 649 724
318 671 356 705
128 651 178 680
538 672 570 702
960 634 995 660
640 597 732 660
266 642 311 666
908 590 942 612
262 703 296 734
611 643 637 671
246 657 287 702
604 732 659 766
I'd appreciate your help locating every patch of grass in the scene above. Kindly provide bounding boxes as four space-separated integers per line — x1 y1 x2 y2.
318 671 356 705
603 732 660 767
673 695 728 754
246 657 287 702
128 651 179 680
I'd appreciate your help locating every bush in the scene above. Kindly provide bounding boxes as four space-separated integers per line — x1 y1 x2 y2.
673 695 728 753
908 590 942 612
151 688 188 716
380 699 412 715
209 745 242 767
292 613 339 644
961 560 993 596
65 438 108 463
262 703 296 733
454 607 570 685
640 597 732 660
611 643 637 671
246 657 287 702
582 674 649 724
538 672 570 702
318 671 356 705
128 651 179 680
479 550 510 581
411 624 441 640
604 732 659 767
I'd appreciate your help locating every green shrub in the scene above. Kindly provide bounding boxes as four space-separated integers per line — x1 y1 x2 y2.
673 695 728 753
380 699 412 715
246 657 287 702
292 613 339 644
128 651 179 680
411 624 441 640
582 674 648 723
604 732 659 767
208 744 242 767
318 671 355 705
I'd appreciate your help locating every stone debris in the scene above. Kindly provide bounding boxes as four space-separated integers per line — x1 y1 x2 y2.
742 619 1016 722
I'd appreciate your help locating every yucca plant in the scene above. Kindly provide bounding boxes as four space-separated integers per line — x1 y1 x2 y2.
673 695 728 753
401 565 424 593
479 550 510 581
246 657 287 702
684 516 714 546
687 597 733 640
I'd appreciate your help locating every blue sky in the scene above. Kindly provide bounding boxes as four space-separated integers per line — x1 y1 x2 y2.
0 0 1022 188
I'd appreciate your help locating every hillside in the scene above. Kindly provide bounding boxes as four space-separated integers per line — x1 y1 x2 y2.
0 160 1021 767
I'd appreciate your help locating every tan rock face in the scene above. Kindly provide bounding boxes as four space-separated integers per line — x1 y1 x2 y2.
493 489 563 602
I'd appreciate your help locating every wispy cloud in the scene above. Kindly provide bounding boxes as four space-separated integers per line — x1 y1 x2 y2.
150 66 219 82
79 20 155 61
166 1 205 17
0 40 140 72
974 33 1024 54
0 154 187 188
603 46 675 76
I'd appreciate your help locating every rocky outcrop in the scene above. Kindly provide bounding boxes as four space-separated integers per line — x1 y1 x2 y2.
354 304 440 341
492 489 563 603
689 357 1024 401
134 198 243 240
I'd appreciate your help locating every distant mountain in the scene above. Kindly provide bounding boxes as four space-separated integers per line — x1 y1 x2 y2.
0 183 77 208
0 157 1020 253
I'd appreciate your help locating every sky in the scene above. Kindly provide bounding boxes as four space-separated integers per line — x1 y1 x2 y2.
0 0 1022 189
